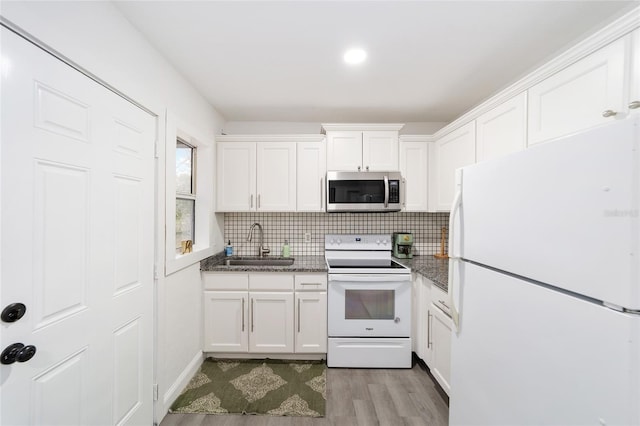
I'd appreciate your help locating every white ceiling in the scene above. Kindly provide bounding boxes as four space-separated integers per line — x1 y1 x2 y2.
114 1 638 123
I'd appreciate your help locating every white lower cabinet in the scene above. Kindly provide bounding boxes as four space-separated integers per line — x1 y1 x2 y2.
249 291 294 353
429 301 452 395
204 291 248 352
203 272 327 355
413 274 452 396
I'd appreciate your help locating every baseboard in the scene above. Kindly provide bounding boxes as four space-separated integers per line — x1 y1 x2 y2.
161 351 204 411
204 352 326 361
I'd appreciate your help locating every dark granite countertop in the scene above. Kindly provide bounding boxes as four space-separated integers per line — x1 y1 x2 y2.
395 256 449 291
201 252 328 273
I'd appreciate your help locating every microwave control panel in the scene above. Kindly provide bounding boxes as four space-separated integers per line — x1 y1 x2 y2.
389 180 400 203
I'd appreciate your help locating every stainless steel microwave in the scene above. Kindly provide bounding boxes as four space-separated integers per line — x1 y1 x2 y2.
326 171 403 212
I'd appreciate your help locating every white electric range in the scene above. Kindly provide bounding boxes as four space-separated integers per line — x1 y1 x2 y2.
325 234 412 368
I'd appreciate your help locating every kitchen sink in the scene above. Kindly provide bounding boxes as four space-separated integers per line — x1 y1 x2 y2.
224 258 295 266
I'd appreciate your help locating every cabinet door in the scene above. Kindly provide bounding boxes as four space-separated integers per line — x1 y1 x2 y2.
434 122 476 211
528 36 627 146
295 292 327 353
476 92 527 163
363 131 399 171
256 142 296 211
204 291 248 352
399 140 429 211
249 292 294 353
216 142 256 211
326 131 363 171
629 29 640 114
297 141 326 211
431 304 452 395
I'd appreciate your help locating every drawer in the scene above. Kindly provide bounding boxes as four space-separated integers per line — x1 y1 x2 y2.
249 273 294 291
294 273 327 291
431 285 452 317
203 273 248 291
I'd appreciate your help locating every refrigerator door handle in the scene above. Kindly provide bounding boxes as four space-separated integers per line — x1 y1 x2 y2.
448 171 463 331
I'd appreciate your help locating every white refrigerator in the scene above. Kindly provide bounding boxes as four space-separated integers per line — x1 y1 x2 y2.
448 117 639 426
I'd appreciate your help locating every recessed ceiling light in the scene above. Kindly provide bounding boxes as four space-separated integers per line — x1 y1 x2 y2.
344 48 367 65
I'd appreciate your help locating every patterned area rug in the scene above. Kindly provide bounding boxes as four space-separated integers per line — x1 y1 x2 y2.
170 358 326 417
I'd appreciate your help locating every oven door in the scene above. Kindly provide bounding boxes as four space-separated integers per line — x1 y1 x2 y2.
328 274 411 337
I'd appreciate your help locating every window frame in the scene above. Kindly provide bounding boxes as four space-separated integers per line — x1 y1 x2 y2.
165 112 216 275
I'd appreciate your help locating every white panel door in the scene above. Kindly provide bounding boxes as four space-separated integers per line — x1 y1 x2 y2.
434 122 476 211
1 28 154 425
527 36 627 145
629 29 640 114
216 142 256 211
296 141 326 211
203 291 248 352
476 92 527 162
450 262 640 426
461 118 639 309
294 292 327 353
249 292 294 353
256 142 296 211
399 140 429 211
326 131 362 171
362 130 399 171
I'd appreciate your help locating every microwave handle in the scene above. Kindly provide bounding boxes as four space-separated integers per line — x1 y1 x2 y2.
384 175 389 208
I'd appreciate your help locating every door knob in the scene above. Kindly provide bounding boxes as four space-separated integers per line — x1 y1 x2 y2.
2 303 26 323
1 343 37 365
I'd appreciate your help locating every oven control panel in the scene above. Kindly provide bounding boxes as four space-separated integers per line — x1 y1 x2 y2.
325 234 392 250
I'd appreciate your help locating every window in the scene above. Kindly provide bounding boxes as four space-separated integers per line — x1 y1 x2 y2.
176 139 196 252
165 112 216 275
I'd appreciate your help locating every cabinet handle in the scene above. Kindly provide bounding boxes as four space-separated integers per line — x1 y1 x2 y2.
257 194 261 209
297 299 301 333
629 101 640 110
242 298 245 332
602 109 618 118
250 194 254 208
357 166 361 171
366 166 369 171
320 177 324 209
427 310 432 349
251 298 254 332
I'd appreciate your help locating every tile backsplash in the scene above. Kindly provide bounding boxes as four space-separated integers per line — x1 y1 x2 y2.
224 212 449 257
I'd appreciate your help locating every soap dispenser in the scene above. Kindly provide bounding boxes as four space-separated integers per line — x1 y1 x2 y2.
281 239 290 258
225 240 233 257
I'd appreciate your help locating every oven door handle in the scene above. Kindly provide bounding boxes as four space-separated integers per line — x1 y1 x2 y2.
329 274 410 283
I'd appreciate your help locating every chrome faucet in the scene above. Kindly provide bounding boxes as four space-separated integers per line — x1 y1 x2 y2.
246 222 270 257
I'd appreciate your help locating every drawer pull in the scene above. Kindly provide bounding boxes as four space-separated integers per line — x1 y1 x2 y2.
602 109 617 118
628 101 640 110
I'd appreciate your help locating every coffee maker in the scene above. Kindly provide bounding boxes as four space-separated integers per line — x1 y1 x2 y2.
392 232 413 259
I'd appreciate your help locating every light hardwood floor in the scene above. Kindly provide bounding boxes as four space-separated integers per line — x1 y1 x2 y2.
159 363 449 426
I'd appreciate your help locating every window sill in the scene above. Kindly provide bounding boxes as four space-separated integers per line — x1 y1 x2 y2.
166 244 214 276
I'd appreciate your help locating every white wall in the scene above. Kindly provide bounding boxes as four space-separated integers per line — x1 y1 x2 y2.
0 2 224 423
223 121 448 135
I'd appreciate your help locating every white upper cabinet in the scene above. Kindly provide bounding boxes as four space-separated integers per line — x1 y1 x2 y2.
216 137 299 212
433 122 476 211
527 36 627 146
326 131 363 171
362 131 399 171
297 140 326 211
324 124 403 171
399 136 430 211
216 142 256 211
476 92 527 163
629 29 640 114
256 142 296 211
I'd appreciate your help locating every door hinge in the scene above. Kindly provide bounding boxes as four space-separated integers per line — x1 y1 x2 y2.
153 383 158 401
